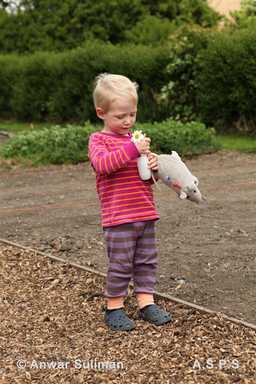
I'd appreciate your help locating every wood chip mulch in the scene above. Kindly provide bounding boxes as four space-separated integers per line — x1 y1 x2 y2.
1 244 255 384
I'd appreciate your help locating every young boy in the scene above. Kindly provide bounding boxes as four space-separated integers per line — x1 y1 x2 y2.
88 73 172 331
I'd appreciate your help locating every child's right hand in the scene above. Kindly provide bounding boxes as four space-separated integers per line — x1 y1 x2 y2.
134 137 151 155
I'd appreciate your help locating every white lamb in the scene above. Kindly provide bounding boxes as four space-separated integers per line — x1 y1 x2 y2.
132 131 206 204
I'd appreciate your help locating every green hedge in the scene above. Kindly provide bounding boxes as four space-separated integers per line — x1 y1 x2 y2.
0 42 170 123
0 120 219 165
0 55 22 118
3 26 256 135
196 27 256 134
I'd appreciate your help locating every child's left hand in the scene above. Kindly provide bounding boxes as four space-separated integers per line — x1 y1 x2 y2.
147 152 158 171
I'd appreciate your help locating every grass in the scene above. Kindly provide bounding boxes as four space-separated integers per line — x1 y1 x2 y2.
0 120 54 134
216 134 256 153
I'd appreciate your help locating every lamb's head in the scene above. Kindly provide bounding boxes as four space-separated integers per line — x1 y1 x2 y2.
182 177 206 204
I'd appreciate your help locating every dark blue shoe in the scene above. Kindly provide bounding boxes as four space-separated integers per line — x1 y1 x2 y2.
104 308 136 331
139 304 172 326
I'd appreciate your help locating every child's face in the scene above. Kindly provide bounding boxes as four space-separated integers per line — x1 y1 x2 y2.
97 97 137 135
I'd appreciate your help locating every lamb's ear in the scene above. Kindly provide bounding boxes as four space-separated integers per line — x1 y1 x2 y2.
171 151 181 160
179 191 187 200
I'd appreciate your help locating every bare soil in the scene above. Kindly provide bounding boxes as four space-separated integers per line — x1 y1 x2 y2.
0 151 255 325
1 244 255 383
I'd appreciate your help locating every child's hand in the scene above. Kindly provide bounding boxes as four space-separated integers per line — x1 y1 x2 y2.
147 152 158 171
134 137 151 155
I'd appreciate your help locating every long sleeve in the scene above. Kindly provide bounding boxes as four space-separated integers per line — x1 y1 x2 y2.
89 133 140 175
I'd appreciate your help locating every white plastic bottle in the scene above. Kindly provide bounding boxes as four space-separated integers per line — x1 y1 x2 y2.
131 130 152 181
132 131 152 180
137 154 152 180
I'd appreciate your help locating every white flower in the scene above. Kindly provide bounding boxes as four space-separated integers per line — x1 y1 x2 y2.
131 130 146 143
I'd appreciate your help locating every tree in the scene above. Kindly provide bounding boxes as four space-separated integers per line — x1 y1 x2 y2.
125 15 176 45
0 0 219 53
0 0 19 12
231 0 256 28
141 0 219 26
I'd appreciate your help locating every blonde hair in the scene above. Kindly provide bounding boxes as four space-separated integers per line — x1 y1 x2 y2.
93 73 138 111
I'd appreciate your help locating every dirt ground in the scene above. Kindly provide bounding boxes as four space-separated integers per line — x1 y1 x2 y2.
0 151 255 325
1 244 255 384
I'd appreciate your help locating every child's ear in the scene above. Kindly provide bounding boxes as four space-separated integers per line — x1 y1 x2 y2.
96 107 105 120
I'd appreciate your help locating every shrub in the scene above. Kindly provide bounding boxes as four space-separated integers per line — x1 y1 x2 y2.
159 25 212 122
137 119 219 156
0 42 170 123
0 123 96 165
196 27 256 134
0 120 219 165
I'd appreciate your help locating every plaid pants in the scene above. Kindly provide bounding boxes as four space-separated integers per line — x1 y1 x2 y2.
103 220 158 298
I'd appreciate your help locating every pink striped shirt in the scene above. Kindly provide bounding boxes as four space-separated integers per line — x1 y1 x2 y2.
88 131 160 228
